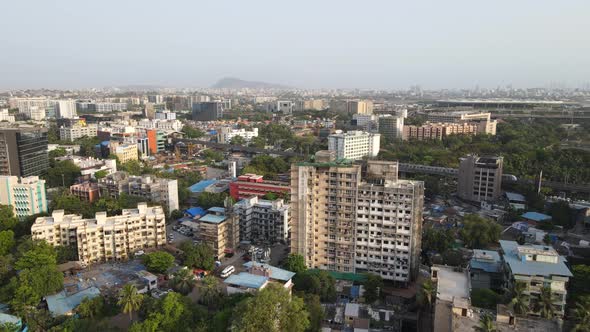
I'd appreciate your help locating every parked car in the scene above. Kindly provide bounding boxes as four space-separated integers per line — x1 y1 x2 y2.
134 250 145 257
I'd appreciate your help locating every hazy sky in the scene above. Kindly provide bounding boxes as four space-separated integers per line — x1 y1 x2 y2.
1 0 589 89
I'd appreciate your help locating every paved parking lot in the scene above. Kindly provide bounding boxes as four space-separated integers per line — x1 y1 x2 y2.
165 224 193 246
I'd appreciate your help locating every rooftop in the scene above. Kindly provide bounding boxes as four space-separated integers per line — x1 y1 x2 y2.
505 192 526 203
198 213 227 224
208 207 226 214
224 272 268 289
434 265 470 302
188 179 217 193
499 240 573 278
243 262 296 281
470 249 502 273
521 211 552 222
46 286 101 316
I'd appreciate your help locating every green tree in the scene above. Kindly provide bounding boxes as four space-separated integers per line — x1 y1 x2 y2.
262 192 278 200
471 289 501 310
250 136 266 149
120 160 142 176
572 296 590 332
143 251 175 273
509 282 529 316
422 226 454 254
293 270 336 302
417 279 436 309
231 283 310 332
548 200 574 228
230 135 246 146
363 273 383 304
182 126 205 139
459 214 501 249
170 268 195 295
56 245 79 263
303 294 323 332
46 160 81 188
571 265 590 302
0 205 18 231
48 147 67 160
534 286 555 318
0 231 15 255
283 254 307 274
195 192 227 210
94 170 109 180
180 242 215 270
118 284 144 321
76 296 105 319
200 275 221 308
475 313 496 332
170 209 184 220
0 322 20 332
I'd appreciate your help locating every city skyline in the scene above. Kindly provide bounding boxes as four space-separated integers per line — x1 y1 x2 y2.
1 0 589 90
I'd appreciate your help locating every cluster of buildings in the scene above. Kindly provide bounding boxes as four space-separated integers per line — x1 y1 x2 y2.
403 111 497 141
431 238 572 331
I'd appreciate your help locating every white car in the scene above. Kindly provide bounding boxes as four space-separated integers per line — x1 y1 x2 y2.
134 250 145 256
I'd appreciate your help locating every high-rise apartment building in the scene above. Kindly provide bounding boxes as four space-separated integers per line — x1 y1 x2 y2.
196 207 240 258
327 130 380 161
402 122 478 141
378 114 405 141
192 101 224 121
426 111 497 135
234 196 289 244
0 127 49 177
99 172 179 212
290 152 424 285
0 176 47 219
31 203 166 263
56 100 77 119
457 155 503 202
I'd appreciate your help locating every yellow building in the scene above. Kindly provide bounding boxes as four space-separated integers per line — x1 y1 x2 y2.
31 203 166 263
114 143 139 163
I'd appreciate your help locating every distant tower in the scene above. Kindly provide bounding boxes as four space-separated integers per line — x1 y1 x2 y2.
228 161 237 178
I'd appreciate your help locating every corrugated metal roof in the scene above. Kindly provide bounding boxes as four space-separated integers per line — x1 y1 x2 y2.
243 262 295 281
46 287 101 316
188 179 217 193
470 249 501 273
500 240 572 278
522 212 552 222
198 214 227 224
224 272 268 289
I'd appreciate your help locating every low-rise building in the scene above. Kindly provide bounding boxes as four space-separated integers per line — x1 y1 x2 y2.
0 175 47 219
31 203 166 263
402 122 478 141
234 196 289 244
224 262 295 295
229 174 290 201
469 249 503 290
113 143 139 163
99 172 179 212
56 156 117 179
217 127 259 144
499 240 572 317
70 182 101 202
59 123 98 142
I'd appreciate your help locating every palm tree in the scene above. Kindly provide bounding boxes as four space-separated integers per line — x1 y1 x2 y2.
201 275 221 307
572 297 590 332
170 268 195 295
509 282 529 316
418 279 436 309
534 286 556 319
117 284 143 321
474 313 496 332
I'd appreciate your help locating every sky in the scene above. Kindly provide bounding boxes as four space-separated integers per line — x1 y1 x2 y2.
1 0 589 90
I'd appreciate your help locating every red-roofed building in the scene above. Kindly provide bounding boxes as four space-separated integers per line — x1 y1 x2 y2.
229 174 290 201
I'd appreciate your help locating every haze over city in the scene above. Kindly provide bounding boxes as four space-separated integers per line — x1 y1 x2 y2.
2 0 590 90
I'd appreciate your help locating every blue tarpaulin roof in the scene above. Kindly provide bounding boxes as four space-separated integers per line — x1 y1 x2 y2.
185 207 206 218
188 179 217 193
522 211 552 222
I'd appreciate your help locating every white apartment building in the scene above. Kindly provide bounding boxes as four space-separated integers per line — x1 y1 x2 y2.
28 106 46 121
234 196 289 243
327 130 380 160
57 100 77 119
31 203 166 263
59 124 98 142
217 127 259 144
290 153 424 285
55 156 117 178
137 119 183 132
0 176 47 219
155 110 176 120
378 114 405 140
0 109 15 123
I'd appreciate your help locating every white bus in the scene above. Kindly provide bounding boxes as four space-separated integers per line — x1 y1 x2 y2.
220 265 235 278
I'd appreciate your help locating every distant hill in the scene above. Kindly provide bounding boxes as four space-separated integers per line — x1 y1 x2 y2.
211 77 291 89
